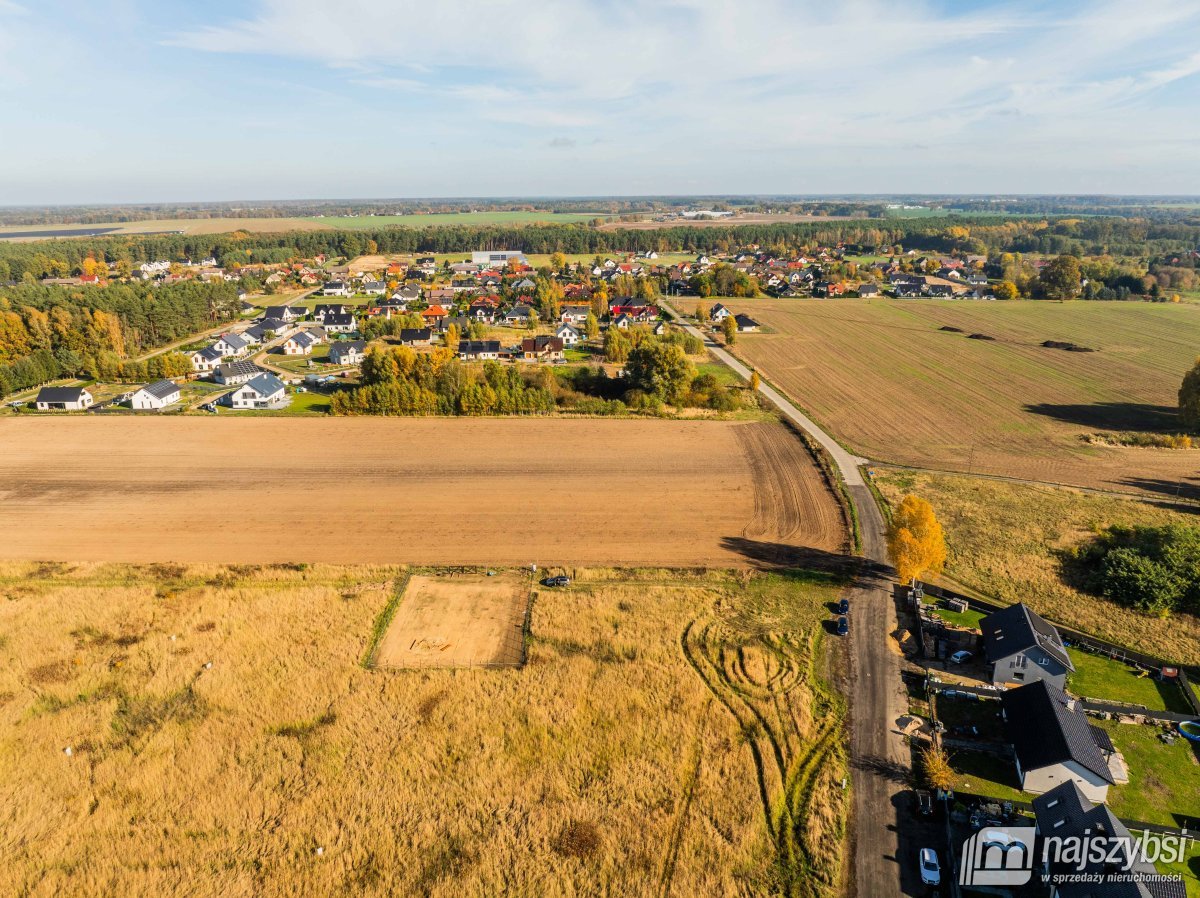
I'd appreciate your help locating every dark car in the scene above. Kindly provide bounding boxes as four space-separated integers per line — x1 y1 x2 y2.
838 597 850 615
916 789 934 816
836 616 849 636
543 575 570 587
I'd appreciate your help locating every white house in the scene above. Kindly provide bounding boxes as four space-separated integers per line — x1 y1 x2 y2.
212 333 249 358
282 330 321 356
1000 681 1121 803
710 303 732 321
322 281 353 297
360 280 387 296
227 373 290 410
35 386 93 411
214 360 262 386
322 313 356 334
190 346 225 372
329 340 367 366
130 379 180 410
555 323 582 346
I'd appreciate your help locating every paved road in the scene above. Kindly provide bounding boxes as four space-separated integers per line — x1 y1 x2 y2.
663 301 915 896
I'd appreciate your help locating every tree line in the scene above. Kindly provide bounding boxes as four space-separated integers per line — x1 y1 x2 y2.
0 280 239 397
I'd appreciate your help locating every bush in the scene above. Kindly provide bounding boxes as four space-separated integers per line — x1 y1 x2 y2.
1076 524 1200 616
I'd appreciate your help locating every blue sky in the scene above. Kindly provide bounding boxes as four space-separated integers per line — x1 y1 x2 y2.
2 0 1200 204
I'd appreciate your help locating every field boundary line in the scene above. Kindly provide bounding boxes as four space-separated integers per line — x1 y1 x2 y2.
361 570 412 669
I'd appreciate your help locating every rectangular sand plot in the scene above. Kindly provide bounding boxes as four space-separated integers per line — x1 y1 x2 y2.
373 572 530 669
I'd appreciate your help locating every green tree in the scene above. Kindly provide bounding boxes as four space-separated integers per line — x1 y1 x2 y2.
1180 357 1200 433
604 328 630 364
584 312 600 341
721 314 737 345
624 341 695 404
1038 255 1083 300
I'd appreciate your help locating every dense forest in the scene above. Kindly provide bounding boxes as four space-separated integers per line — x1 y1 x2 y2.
2 216 1200 282
0 281 239 397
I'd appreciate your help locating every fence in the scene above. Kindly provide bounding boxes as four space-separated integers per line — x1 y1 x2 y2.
918 582 1200 718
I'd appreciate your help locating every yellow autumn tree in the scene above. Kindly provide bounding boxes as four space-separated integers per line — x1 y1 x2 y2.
886 495 947 584
921 746 955 792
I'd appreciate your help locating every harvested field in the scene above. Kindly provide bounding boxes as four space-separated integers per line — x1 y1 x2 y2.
0 418 846 567
0 562 848 897
733 298 1200 497
372 572 530 669
0 218 329 239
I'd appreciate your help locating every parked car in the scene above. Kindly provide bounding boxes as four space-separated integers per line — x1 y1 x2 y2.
919 848 941 886
838 597 850 614
836 616 849 636
543 575 570 587
949 650 974 665
916 789 933 816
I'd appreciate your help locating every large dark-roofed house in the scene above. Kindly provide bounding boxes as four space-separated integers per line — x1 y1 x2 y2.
35 386 93 411
130 379 180 410
1032 781 1185 898
982 602 1074 689
1001 680 1120 802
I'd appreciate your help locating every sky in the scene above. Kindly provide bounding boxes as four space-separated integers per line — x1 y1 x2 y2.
2 0 1200 204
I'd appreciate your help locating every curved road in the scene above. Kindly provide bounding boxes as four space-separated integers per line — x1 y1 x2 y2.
662 302 913 897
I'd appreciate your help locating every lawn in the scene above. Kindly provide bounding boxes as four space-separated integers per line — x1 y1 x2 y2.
733 297 1200 497
0 562 848 897
948 749 1025 803
1100 720 1200 828
309 211 608 229
923 598 985 630
874 471 1200 664
1066 648 1195 713
1151 839 1200 897
219 389 332 416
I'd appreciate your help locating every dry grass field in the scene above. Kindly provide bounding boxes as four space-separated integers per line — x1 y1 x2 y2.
597 214 858 230
372 572 530 669
734 298 1200 497
0 218 330 239
0 562 848 897
0 417 846 568
875 469 1200 663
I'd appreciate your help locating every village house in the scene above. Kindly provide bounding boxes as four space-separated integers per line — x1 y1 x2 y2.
468 301 497 322
503 304 535 326
982 603 1074 690
212 333 249 358
322 313 357 334
472 250 525 267
322 280 353 297
311 303 348 323
360 280 387 296
227 373 290 410
521 335 564 360
857 282 881 297
734 314 760 333
35 386 93 411
399 328 433 346
555 322 582 346
282 330 322 356
1000 680 1122 802
190 345 225 372
560 304 591 324
458 340 502 361
426 288 456 305
213 360 262 386
421 305 450 325
130 379 180 410
262 305 299 322
328 340 367 366
710 303 732 321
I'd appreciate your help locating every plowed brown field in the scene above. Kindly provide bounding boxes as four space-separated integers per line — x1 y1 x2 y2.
0 417 845 566
733 298 1200 497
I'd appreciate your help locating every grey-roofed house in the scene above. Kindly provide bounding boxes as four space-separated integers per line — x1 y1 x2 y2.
321 281 353 297
311 303 348 322
130 379 180 410
734 313 760 332
502 304 534 325
227 373 289 410
1000 680 1121 802
190 345 225 372
398 328 432 346
282 330 321 356
322 312 357 334
35 386 93 411
1032 781 1185 898
262 305 299 321
555 322 582 346
328 340 367 366
360 280 387 296
213 360 262 386
212 332 249 357
982 602 1074 689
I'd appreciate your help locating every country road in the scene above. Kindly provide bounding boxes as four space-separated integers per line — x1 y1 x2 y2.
662 301 915 897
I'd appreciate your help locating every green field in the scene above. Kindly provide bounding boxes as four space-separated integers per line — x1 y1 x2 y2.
1101 720 1200 827
309 211 608 229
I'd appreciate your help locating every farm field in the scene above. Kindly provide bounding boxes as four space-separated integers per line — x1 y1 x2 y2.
0 562 848 897
0 218 329 239
0 417 846 568
733 298 1200 497
875 470 1200 663
597 213 859 230
309 211 607 229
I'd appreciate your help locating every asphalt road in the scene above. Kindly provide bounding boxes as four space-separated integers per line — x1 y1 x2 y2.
662 302 915 896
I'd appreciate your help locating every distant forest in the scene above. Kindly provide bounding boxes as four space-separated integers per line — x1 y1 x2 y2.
2 217 1200 284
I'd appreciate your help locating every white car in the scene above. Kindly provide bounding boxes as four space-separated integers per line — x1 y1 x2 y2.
919 847 941 886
